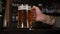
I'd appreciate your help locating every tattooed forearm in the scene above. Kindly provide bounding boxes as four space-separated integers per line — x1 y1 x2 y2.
42 14 55 25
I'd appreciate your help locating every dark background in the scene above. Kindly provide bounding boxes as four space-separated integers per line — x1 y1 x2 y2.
0 0 60 33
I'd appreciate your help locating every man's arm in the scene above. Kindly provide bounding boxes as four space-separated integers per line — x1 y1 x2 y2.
41 14 55 25
31 6 55 25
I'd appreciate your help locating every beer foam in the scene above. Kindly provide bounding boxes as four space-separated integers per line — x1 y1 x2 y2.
18 4 31 10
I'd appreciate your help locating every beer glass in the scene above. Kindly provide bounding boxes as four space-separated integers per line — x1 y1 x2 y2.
17 4 34 28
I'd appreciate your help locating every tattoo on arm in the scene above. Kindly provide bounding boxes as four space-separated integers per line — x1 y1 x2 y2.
42 15 55 25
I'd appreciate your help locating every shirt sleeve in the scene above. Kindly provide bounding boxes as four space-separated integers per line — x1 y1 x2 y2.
32 21 54 29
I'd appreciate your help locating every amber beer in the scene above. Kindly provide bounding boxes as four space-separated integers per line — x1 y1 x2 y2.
18 4 33 28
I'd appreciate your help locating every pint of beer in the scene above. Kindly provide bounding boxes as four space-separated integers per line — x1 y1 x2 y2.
18 4 33 28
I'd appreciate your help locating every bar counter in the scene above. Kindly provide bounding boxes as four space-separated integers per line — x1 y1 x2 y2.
0 28 60 34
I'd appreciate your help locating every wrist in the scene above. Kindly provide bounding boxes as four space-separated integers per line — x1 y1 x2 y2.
36 14 45 21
